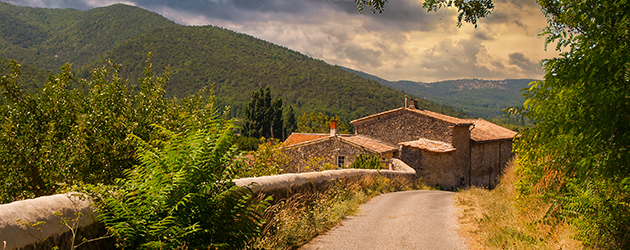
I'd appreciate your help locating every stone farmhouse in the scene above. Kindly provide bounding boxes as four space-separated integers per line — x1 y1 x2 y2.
283 99 517 189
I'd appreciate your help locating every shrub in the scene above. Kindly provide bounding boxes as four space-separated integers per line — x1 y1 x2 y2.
98 118 271 249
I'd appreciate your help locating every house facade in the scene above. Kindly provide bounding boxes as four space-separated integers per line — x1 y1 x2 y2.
283 99 517 188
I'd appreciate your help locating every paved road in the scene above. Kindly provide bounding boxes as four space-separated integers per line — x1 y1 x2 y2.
300 190 467 250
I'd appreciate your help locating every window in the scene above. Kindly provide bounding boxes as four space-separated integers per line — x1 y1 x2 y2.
337 156 345 167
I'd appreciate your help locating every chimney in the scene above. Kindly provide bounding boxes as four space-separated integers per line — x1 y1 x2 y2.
405 95 408 108
330 120 337 136
409 99 417 109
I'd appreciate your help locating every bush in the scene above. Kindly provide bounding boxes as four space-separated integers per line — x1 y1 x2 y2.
99 121 271 249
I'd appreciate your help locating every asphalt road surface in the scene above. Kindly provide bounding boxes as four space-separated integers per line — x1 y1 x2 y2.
300 190 467 250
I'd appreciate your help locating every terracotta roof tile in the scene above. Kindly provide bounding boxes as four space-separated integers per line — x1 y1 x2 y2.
467 119 517 142
340 135 398 154
283 133 329 146
399 138 456 153
350 107 471 125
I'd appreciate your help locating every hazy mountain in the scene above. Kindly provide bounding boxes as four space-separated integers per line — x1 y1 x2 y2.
341 66 535 120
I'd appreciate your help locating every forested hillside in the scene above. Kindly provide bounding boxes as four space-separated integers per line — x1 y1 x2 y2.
0 2 466 121
84 25 467 119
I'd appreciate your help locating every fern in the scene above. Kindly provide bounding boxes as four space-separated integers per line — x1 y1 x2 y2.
99 116 271 249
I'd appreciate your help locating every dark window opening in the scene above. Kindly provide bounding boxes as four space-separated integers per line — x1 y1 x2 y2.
337 156 345 167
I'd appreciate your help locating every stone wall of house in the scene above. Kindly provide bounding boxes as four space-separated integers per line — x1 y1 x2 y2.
284 137 375 171
470 140 514 187
419 150 460 188
400 145 423 173
353 109 454 145
400 146 465 188
451 125 471 176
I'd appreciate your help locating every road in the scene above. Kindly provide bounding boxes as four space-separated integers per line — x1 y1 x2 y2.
300 190 467 250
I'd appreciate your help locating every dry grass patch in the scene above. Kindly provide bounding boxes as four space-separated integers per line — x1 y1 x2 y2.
455 160 583 250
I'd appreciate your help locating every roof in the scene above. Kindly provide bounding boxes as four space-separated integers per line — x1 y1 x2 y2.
467 119 518 142
283 133 329 146
283 133 397 155
340 135 398 154
350 107 471 126
399 138 456 153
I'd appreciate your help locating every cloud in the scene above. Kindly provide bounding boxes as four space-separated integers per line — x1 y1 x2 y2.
508 52 540 73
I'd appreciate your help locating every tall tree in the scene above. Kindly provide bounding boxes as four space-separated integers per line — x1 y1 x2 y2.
284 106 297 136
242 87 285 140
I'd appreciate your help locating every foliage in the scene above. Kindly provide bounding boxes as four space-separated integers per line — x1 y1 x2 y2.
0 55 214 203
284 105 297 136
422 0 494 27
296 111 351 134
99 121 271 249
354 0 493 27
242 87 286 140
501 0 630 247
235 136 262 152
301 156 338 173
349 154 384 170
235 138 288 178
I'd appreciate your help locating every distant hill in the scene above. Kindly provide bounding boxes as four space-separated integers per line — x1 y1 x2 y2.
0 2 466 121
341 66 535 120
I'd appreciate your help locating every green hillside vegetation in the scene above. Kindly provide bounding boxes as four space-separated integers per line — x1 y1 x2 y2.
0 2 176 71
0 2 465 122
0 55 51 91
341 66 532 122
82 25 467 119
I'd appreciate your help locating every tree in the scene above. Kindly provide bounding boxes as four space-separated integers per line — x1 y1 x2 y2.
242 87 287 140
361 0 630 246
285 105 297 136
0 55 217 203
508 1 630 247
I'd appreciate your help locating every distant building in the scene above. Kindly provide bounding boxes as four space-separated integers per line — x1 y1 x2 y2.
283 99 517 188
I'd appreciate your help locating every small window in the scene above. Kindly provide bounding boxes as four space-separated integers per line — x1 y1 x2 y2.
337 156 345 167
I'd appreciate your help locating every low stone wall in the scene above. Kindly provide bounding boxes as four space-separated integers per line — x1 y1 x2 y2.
0 193 107 250
235 161 416 194
0 162 416 250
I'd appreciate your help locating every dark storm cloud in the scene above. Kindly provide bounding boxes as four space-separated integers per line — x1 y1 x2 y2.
508 52 540 73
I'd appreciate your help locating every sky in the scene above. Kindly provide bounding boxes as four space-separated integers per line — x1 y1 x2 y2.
5 0 559 82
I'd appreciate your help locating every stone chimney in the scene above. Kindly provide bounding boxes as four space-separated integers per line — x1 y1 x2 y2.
405 95 408 108
330 120 337 136
409 98 418 109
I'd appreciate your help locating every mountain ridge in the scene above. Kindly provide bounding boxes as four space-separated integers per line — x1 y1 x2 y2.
340 66 536 120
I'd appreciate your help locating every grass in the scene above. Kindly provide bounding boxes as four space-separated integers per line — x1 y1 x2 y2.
246 174 424 249
454 160 583 249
